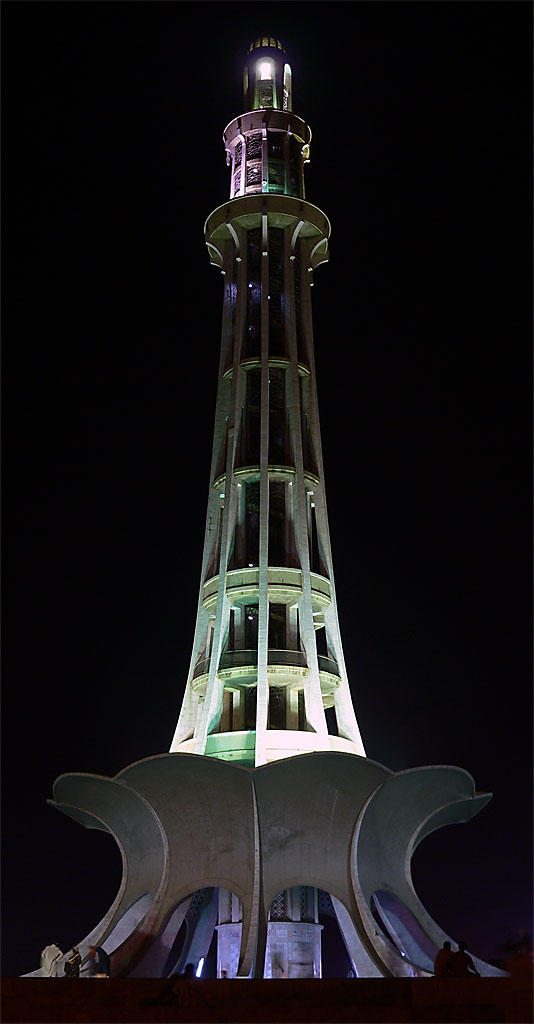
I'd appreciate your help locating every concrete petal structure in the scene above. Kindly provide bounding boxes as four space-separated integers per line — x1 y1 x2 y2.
38 753 501 979
27 39 503 979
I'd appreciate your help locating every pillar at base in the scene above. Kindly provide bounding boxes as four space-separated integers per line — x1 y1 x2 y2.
264 921 322 979
216 922 243 978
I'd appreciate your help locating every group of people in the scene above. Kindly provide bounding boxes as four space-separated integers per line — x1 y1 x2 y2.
43 939 480 981
433 940 480 977
40 942 111 978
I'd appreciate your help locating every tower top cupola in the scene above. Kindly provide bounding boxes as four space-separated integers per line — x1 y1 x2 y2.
244 37 292 113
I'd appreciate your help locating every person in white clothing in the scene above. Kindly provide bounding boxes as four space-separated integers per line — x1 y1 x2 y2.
40 942 63 977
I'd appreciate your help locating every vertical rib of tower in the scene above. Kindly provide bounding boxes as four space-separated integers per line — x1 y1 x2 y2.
170 38 365 768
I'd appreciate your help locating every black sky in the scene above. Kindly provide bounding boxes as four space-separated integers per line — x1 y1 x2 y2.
2 2 532 978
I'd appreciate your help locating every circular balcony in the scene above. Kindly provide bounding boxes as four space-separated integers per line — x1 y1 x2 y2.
205 196 330 263
222 357 310 380
318 654 342 707
223 110 311 151
213 466 319 491
202 567 331 611
191 650 341 695
233 464 296 485
191 648 310 691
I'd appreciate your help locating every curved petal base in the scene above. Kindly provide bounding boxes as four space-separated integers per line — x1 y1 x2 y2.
26 751 504 978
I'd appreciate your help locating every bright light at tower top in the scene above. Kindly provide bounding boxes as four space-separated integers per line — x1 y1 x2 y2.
223 37 309 201
243 36 292 113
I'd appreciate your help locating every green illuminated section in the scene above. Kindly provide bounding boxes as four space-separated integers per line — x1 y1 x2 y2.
254 76 277 111
205 730 256 767
267 160 284 194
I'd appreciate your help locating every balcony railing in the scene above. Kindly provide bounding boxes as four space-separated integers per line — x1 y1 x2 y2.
318 654 340 678
192 648 309 680
202 567 332 610
192 649 338 681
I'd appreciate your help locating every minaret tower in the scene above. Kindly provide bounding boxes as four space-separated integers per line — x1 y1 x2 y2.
35 37 500 986
168 36 367 979
170 36 365 774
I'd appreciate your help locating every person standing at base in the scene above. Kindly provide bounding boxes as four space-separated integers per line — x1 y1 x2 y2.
84 944 111 977
40 942 62 977
64 947 81 977
433 940 454 977
450 940 480 977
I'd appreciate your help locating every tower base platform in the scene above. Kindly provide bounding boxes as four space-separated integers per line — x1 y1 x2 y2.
2 977 532 1024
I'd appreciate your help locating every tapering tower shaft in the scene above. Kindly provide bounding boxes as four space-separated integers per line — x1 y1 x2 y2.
170 38 365 771
37 36 501 990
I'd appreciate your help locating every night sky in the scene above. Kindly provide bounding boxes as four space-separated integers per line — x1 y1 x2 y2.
2 2 531 978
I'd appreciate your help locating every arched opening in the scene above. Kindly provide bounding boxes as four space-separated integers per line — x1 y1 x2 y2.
161 917 187 977
283 64 292 111
164 888 218 978
161 912 219 978
317 890 353 978
125 892 204 978
264 885 322 978
258 59 273 81
255 59 274 109
144 887 246 979
371 890 436 972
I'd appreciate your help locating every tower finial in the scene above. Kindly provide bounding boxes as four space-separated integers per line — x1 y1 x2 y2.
244 38 291 113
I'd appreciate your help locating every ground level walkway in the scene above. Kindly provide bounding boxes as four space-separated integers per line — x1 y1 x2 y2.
2 976 532 1023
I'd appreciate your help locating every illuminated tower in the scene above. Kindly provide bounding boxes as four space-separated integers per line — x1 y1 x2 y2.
34 37 502 985
168 40 366 975
170 36 365 772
